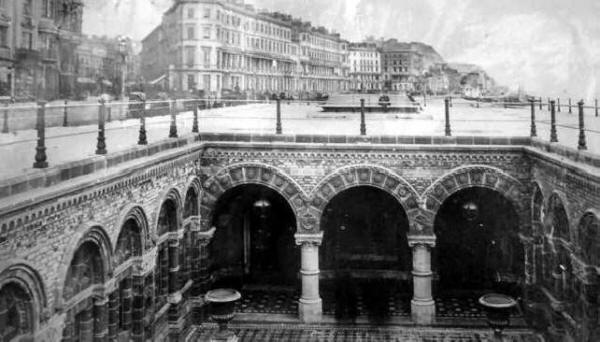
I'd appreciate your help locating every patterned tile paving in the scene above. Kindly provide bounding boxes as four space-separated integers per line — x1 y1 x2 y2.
235 286 522 319
192 324 541 342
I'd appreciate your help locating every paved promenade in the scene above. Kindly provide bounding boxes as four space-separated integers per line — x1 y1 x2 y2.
0 99 598 180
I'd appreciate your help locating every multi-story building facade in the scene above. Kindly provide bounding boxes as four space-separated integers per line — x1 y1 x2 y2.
0 0 82 101
348 42 380 91
141 0 350 97
381 40 423 92
74 35 139 98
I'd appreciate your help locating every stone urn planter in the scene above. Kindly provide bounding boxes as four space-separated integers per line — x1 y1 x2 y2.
479 293 518 342
205 289 241 342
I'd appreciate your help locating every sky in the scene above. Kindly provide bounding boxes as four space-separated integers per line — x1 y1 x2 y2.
83 0 600 99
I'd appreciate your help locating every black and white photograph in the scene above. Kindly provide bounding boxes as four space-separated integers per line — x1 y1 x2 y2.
0 0 599 341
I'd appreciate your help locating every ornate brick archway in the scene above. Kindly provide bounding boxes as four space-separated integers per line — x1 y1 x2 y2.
0 262 47 332
155 188 183 237
310 164 420 233
201 163 306 232
115 205 151 253
421 165 528 230
578 210 600 266
55 224 113 308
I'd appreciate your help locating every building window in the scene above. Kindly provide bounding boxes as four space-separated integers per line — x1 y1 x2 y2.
203 8 210 18
187 8 194 19
187 74 195 90
42 0 55 18
23 0 32 16
21 31 33 49
203 26 211 39
0 26 7 47
202 47 211 68
185 46 195 67
187 26 195 39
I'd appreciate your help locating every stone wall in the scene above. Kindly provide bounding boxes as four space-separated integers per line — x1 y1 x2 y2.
0 137 598 341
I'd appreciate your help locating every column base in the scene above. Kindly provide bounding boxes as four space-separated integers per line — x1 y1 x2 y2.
411 299 435 325
299 298 322 323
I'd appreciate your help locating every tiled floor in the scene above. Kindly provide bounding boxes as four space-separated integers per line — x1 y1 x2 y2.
235 284 521 320
192 323 541 342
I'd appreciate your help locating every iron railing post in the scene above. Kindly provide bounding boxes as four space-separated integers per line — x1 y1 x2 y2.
360 98 366 136
169 99 178 138
1 102 8 133
276 97 282 134
577 100 587 150
33 101 48 168
529 99 537 137
138 99 147 145
96 98 107 155
63 99 68 127
445 97 452 136
192 100 199 133
550 100 558 143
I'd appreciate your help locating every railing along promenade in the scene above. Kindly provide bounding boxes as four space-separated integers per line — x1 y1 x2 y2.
0 95 598 199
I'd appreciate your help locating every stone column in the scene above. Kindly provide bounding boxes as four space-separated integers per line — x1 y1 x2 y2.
168 238 181 294
120 277 133 333
131 275 145 342
192 227 215 295
79 305 94 342
295 233 323 323
61 313 74 342
93 297 108 342
519 233 535 286
408 234 436 325
107 291 119 341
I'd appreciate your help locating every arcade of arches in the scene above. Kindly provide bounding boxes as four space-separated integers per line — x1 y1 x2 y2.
1 163 600 342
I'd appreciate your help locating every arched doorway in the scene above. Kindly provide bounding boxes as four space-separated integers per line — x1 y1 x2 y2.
210 184 299 292
114 216 145 340
433 187 524 299
62 239 106 341
320 186 411 321
0 282 34 341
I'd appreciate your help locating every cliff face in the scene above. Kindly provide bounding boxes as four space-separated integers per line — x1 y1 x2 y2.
409 42 445 70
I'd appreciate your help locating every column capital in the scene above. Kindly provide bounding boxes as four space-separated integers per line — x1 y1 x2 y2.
407 234 436 248
295 232 323 246
185 216 201 232
198 227 216 246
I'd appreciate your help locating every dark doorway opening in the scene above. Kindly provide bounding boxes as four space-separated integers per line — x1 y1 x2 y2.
210 184 299 289
320 186 411 322
433 187 524 299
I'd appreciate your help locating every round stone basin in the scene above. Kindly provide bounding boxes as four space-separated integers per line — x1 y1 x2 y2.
206 289 242 304
205 288 241 340
479 293 518 309
479 293 518 333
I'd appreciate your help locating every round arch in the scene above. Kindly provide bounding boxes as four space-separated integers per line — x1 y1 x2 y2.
578 210 600 265
156 188 183 237
421 166 527 229
432 186 525 293
114 205 151 253
55 224 112 307
0 262 47 331
183 177 202 219
531 181 545 235
311 165 419 230
547 191 572 243
201 163 306 232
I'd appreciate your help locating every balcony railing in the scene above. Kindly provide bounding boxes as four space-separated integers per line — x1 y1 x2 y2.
0 96 598 198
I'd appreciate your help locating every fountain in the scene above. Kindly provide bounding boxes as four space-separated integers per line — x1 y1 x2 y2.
205 288 242 342
479 293 518 342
